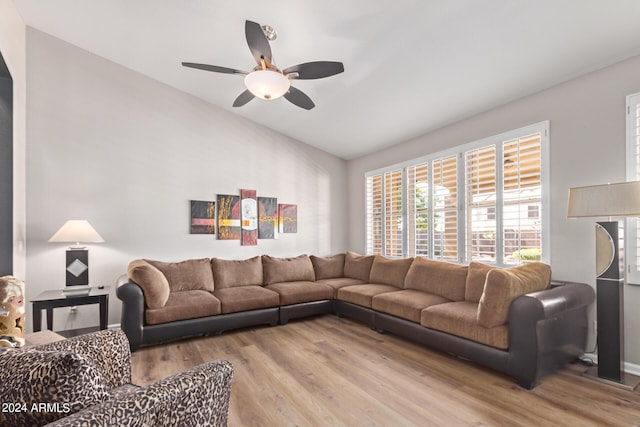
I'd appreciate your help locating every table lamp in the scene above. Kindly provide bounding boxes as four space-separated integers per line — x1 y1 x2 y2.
568 181 640 390
48 220 104 287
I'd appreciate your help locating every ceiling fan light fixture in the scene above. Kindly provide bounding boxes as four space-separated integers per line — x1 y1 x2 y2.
244 70 290 100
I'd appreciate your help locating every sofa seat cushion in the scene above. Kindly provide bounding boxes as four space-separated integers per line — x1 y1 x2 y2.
315 277 365 298
213 286 280 314
421 302 508 350
336 284 400 308
262 255 316 285
344 252 375 282
211 256 263 289
145 290 221 325
369 256 414 288
265 281 333 305
477 262 551 328
310 254 345 279
372 290 451 323
146 258 215 292
404 257 467 301
127 259 170 309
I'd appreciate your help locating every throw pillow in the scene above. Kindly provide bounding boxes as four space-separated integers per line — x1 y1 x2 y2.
343 252 375 282
465 262 493 303
368 256 414 288
146 258 214 292
262 255 316 285
211 256 263 289
0 349 110 426
127 259 170 309
477 262 552 328
310 254 345 280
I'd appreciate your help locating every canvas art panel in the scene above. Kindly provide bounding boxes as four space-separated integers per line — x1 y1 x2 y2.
278 204 298 233
240 189 258 245
217 194 241 240
190 200 216 234
258 197 278 239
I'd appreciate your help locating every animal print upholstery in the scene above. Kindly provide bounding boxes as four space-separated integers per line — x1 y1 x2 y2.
46 360 234 427
0 348 110 426
35 329 131 388
0 329 233 426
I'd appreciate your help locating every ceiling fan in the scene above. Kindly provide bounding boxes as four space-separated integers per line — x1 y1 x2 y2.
182 20 344 110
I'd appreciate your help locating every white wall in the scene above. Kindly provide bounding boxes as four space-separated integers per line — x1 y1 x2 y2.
25 28 348 332
348 54 640 365
0 0 27 282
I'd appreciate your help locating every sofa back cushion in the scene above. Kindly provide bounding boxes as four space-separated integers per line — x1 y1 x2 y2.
211 256 263 289
0 349 110 425
465 262 493 302
262 255 315 285
404 257 467 301
310 254 345 280
343 252 375 282
477 262 551 328
146 258 214 292
127 260 171 309
369 256 414 288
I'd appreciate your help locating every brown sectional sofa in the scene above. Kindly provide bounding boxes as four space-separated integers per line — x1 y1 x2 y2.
117 252 595 389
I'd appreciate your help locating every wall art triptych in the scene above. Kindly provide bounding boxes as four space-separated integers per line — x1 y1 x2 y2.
190 190 296 246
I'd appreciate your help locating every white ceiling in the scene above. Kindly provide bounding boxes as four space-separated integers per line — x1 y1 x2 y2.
13 0 640 159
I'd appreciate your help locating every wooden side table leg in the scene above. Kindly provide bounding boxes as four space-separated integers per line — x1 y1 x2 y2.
99 298 107 330
46 308 54 331
32 305 42 332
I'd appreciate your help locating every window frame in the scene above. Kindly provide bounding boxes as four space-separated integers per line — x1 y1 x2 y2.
625 92 640 284
364 121 550 266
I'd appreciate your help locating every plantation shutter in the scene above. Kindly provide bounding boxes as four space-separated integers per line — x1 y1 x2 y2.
366 175 383 255
626 93 640 284
432 155 458 261
465 145 497 263
407 163 429 257
502 133 542 264
384 170 404 257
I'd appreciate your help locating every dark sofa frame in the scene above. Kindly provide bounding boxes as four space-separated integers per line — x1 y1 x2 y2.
117 275 594 389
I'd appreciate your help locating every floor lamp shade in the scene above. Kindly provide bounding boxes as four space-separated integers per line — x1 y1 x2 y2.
567 181 640 390
48 220 104 287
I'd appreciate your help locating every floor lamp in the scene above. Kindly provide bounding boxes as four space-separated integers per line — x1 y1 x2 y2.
568 181 640 390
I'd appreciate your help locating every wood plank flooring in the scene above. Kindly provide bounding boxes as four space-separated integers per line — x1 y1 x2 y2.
131 315 640 426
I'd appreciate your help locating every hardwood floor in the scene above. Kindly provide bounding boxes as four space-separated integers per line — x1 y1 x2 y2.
131 315 640 426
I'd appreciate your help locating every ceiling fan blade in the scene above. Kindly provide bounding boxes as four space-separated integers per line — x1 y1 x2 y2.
283 61 344 80
233 90 255 107
284 86 315 110
182 62 248 75
245 20 273 65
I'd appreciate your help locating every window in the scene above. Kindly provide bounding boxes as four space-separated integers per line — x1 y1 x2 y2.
626 92 640 283
365 122 548 266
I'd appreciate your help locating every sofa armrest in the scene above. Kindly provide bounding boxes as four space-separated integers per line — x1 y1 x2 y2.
45 360 234 427
507 281 595 388
35 329 131 388
116 278 146 352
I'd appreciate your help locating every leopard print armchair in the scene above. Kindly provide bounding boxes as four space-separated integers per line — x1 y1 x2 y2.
0 329 233 427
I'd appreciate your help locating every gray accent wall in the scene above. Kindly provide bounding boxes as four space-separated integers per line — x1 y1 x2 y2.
0 53 12 276
0 1 26 284
25 28 348 331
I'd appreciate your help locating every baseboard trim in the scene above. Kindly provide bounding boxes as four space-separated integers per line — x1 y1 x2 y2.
108 323 121 330
581 353 640 377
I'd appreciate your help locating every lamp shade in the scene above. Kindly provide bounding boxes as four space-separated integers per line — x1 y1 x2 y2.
567 181 640 218
244 70 290 100
48 220 105 246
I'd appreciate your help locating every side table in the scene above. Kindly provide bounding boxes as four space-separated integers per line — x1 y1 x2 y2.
30 287 110 332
